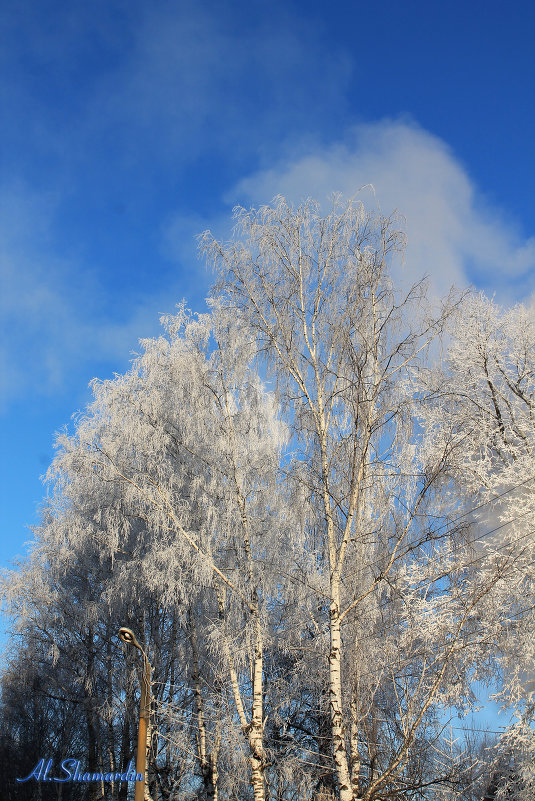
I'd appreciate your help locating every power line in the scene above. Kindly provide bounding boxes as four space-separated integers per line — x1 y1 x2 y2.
340 475 535 584
283 510 535 624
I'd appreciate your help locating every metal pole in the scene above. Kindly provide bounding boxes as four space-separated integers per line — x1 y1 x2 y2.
119 627 152 801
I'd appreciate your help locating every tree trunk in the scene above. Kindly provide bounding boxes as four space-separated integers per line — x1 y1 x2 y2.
249 612 265 801
189 609 219 801
84 630 103 801
329 585 353 801
217 590 265 801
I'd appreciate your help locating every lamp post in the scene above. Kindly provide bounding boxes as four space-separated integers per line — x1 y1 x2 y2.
119 627 152 801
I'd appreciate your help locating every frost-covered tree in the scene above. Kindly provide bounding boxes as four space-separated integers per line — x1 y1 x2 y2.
3 198 534 801
414 294 535 801
44 305 294 801
200 196 525 801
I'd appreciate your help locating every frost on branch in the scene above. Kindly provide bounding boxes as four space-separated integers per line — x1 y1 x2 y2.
2 198 535 801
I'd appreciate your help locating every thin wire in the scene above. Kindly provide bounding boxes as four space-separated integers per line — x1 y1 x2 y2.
340 477 535 587
152 591 535 725
153 601 535 741
418 475 535 534
345 598 535 685
260 595 535 690
280 478 535 610
285 518 535 630
386 519 535 605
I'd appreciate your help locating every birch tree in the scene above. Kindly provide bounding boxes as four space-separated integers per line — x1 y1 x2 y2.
200 196 525 801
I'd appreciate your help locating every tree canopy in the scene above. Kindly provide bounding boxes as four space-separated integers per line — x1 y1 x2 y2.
2 197 534 801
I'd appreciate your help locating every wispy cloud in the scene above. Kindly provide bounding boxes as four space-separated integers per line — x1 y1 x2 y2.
3 118 533 412
0 182 210 411
228 120 535 303
0 0 352 184
85 0 352 164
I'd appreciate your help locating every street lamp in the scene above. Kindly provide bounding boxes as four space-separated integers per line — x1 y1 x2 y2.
119 627 152 801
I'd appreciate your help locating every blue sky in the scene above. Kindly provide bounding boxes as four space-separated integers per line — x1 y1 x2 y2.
1 0 534 669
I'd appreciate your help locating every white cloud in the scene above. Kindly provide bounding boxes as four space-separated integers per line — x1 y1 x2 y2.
228 120 535 303
3 120 533 412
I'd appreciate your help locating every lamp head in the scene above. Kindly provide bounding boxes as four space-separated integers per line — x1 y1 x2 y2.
118 627 141 650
